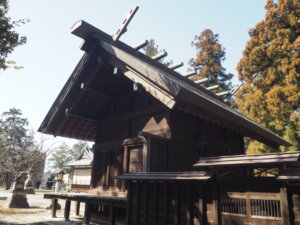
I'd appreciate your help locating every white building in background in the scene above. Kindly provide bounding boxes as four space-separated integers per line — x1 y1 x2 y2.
67 148 93 192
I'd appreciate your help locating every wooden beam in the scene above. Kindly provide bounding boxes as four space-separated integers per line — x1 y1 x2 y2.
125 182 132 225
195 78 208 84
183 70 197 78
280 185 291 225
134 40 149 50
75 201 80 216
168 62 184 70
216 91 230 96
80 83 112 100
124 70 176 108
64 199 71 221
65 108 97 122
84 203 91 225
112 6 139 41
151 51 168 61
109 203 116 225
51 198 58 218
98 104 166 125
206 85 219 91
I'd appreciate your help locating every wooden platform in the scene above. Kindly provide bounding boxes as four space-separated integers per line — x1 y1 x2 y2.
44 193 127 225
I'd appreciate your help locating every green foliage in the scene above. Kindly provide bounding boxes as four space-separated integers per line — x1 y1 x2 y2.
143 39 173 66
0 0 27 70
236 0 300 153
189 29 233 91
0 108 43 174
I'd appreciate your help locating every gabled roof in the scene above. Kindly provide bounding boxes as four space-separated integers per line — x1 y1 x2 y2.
67 148 93 167
193 151 300 167
38 20 291 148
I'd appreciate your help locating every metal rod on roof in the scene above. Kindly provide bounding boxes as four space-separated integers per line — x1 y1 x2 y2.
151 51 167 61
134 40 149 50
206 85 219 91
183 70 197 78
216 91 230 96
168 62 184 70
195 78 208 84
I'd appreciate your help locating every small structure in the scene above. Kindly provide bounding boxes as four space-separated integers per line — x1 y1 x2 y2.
9 172 29 208
24 169 35 194
67 148 93 192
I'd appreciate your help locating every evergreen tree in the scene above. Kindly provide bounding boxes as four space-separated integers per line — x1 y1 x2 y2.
236 0 300 153
143 39 173 66
48 141 89 171
0 0 27 70
0 108 43 177
189 29 233 91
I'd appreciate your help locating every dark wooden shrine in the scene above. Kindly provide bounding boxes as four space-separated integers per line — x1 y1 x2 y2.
39 16 298 225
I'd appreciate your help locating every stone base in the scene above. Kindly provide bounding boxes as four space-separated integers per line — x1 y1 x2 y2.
25 187 35 194
8 190 29 208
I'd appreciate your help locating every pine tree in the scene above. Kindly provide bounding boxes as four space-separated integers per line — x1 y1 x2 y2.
143 39 173 66
0 0 27 70
189 29 233 91
236 0 300 153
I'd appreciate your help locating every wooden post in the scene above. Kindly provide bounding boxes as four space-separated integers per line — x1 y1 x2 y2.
126 181 132 225
154 182 158 225
122 146 129 192
75 201 80 216
109 203 116 225
64 199 71 221
212 182 220 225
135 182 141 225
84 203 91 225
175 183 180 225
280 185 291 225
51 198 58 218
246 191 251 224
164 182 169 225
144 182 149 225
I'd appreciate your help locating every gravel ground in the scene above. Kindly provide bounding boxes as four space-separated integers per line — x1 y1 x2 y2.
0 191 87 225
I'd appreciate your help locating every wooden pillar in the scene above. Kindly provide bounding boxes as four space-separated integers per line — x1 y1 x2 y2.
164 182 169 225
122 146 129 192
109 203 116 225
75 201 80 216
135 182 141 225
280 184 291 225
144 182 149 225
246 191 251 224
154 182 158 225
64 199 71 221
51 198 58 218
212 182 220 225
84 203 91 225
126 181 132 225
175 183 180 225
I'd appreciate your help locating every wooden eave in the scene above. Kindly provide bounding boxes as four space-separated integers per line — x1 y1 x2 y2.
193 151 300 167
115 171 212 181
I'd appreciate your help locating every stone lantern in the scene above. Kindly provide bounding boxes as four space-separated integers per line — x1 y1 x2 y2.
54 169 65 193
24 169 35 194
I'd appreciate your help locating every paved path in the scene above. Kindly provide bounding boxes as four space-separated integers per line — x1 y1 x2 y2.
0 191 90 225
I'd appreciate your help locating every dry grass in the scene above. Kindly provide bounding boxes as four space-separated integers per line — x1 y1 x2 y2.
0 192 47 218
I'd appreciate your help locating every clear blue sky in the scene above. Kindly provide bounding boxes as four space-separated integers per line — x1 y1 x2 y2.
0 0 266 134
